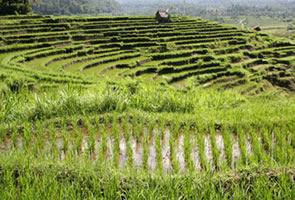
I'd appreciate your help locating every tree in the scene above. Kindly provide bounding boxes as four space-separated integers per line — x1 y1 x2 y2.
0 0 33 15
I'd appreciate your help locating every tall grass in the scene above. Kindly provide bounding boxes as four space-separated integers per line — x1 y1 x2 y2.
2 84 295 130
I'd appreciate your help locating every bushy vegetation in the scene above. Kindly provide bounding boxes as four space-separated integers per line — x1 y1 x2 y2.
0 0 32 15
32 0 121 16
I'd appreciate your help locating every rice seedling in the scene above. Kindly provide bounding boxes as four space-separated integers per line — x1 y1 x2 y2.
11 126 18 150
72 118 83 158
169 121 179 172
274 125 293 165
22 122 32 153
122 117 133 168
112 115 120 168
32 121 45 158
196 122 208 170
222 125 233 168
260 125 272 164
236 125 248 165
248 125 264 164
209 123 220 170
289 122 295 150
155 127 163 173
48 122 58 160
84 118 95 159
183 125 193 171
142 120 153 170
282 125 295 164
61 118 70 160
99 124 108 164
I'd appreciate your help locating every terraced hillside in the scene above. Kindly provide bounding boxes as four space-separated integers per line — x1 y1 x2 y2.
1 15 295 93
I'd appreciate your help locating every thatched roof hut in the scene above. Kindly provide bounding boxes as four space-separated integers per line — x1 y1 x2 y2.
252 26 261 32
155 10 171 23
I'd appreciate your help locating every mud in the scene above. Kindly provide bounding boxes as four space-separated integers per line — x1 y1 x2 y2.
148 129 157 171
119 135 127 168
176 135 186 171
162 129 171 173
131 136 143 167
232 135 241 167
191 135 201 170
215 134 225 165
204 135 213 167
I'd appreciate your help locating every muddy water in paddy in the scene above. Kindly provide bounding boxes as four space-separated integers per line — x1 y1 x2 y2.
148 130 157 171
204 135 213 166
131 136 143 167
215 134 225 165
191 135 201 170
232 135 241 167
119 136 127 168
162 129 171 173
1 129 257 172
176 135 186 171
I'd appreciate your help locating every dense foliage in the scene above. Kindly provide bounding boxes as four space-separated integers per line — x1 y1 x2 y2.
0 0 32 15
32 0 121 15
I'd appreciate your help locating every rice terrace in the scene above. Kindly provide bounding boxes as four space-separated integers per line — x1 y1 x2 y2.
0 2 295 199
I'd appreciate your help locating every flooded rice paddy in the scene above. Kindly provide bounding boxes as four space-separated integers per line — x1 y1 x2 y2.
0 124 289 172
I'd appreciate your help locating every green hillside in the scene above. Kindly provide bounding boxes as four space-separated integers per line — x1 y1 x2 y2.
0 15 295 93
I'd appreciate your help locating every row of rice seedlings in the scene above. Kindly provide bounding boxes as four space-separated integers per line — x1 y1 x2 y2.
169 122 179 172
32 121 45 158
248 125 265 164
143 120 153 170
155 121 163 173
236 125 248 165
209 124 220 170
222 125 233 168
3 118 293 171
289 123 295 149
259 125 273 164
112 115 120 168
122 117 133 168
273 125 293 165
65 119 75 160
99 123 108 164
84 118 96 160
196 123 208 170
133 115 145 168
183 125 193 171
72 118 84 159
23 122 32 153
281 125 295 164
61 118 70 160
49 122 59 160
137 117 145 142
147 120 157 171
10 126 18 150
0 125 6 149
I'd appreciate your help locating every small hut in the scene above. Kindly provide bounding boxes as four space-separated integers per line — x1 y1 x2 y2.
155 10 171 23
252 26 261 32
